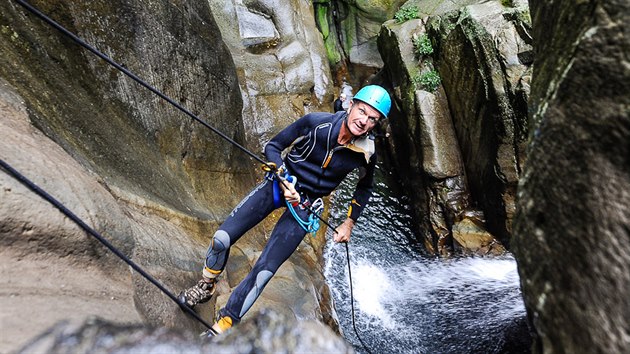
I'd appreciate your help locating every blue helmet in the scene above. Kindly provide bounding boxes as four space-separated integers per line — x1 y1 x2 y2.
352 85 392 118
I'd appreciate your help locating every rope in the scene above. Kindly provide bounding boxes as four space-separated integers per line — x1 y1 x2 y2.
13 0 337 235
344 242 374 354
0 159 215 332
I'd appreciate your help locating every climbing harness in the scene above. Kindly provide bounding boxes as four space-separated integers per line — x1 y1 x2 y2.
271 171 324 236
9 0 373 350
263 165 324 236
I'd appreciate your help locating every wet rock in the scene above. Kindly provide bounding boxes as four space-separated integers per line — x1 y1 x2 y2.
427 1 531 248
513 0 630 352
235 5 279 48
313 0 405 71
452 216 506 256
1 0 251 218
18 318 201 354
212 308 353 353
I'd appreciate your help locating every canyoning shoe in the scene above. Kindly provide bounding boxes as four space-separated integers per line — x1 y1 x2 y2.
199 313 233 337
178 279 216 307
211 314 234 335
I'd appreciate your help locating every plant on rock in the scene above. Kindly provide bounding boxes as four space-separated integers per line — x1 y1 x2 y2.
394 6 419 23
413 34 433 57
412 69 441 92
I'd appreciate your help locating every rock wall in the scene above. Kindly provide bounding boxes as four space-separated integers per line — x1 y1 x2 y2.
1 0 250 217
207 0 334 151
377 0 531 254
0 0 338 352
513 0 630 352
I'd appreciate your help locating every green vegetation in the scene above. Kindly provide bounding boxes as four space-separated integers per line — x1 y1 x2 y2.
394 6 420 23
412 69 441 92
500 0 515 7
413 34 433 57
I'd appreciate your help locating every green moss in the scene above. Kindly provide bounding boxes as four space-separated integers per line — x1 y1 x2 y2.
342 6 358 54
325 37 342 65
316 6 329 39
313 3 342 67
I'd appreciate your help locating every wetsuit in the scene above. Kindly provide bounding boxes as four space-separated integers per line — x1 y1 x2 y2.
204 110 376 323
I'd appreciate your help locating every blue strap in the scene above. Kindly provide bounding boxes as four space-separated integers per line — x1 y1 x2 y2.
272 178 282 208
286 200 321 235
278 173 323 236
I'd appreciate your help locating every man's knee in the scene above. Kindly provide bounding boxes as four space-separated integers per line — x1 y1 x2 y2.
204 230 231 277
210 230 230 252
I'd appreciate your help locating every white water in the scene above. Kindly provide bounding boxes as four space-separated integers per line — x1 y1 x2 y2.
324 167 528 353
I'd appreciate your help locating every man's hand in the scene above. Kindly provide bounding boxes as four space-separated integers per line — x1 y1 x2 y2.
334 218 355 243
280 177 300 204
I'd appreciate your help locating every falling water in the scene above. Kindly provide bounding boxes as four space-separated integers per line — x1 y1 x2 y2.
324 165 530 354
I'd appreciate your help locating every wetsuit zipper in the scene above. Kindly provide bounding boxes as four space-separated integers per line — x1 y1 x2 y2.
322 145 346 169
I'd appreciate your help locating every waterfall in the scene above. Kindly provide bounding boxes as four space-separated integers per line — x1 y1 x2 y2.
324 165 530 353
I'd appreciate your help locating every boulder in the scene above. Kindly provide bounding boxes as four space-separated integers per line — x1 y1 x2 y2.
17 310 353 354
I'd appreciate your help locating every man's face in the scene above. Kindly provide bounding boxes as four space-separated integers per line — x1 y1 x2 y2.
347 100 381 136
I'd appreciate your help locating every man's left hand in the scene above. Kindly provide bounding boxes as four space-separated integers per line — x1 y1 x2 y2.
334 218 355 243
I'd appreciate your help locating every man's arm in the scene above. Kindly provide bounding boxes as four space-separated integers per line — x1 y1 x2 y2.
334 155 376 243
264 113 316 168
264 114 320 204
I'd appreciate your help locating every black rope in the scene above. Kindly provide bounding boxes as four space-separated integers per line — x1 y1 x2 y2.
13 0 337 235
0 158 215 332
344 242 374 354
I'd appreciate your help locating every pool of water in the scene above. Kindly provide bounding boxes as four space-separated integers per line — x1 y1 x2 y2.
324 165 530 353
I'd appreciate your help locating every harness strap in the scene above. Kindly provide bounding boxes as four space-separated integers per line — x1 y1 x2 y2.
272 178 282 208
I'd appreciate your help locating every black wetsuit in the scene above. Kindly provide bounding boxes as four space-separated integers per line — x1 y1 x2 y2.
204 111 376 323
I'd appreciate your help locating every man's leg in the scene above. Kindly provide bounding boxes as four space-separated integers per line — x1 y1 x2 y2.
212 206 308 333
179 179 277 307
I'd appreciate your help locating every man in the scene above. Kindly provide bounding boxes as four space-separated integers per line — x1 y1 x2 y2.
333 92 346 112
179 85 392 335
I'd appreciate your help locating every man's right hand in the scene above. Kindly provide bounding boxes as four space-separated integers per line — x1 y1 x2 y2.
280 177 300 205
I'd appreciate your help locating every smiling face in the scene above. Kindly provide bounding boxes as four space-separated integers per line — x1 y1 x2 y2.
346 100 381 137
